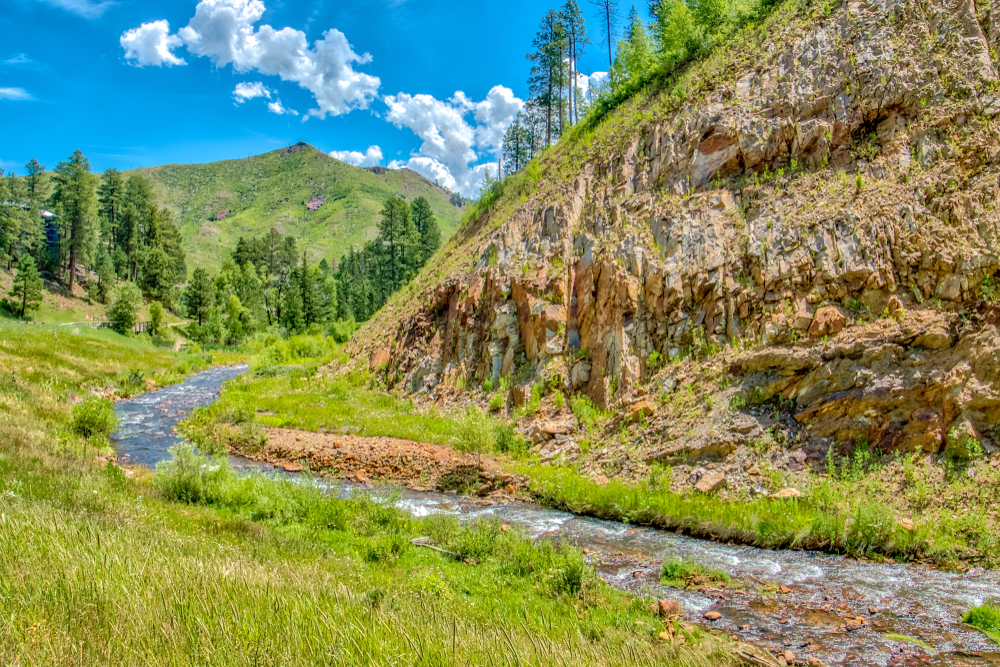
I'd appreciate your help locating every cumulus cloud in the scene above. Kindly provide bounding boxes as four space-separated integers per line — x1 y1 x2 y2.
384 85 523 197
0 87 33 101
331 145 383 167
267 99 298 116
576 71 609 99
122 0 380 118
120 20 186 67
37 0 115 19
233 81 270 103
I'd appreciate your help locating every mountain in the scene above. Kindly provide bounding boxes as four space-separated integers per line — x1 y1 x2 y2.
123 142 463 272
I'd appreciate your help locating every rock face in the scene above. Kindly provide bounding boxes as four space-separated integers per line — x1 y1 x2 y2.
354 0 1000 460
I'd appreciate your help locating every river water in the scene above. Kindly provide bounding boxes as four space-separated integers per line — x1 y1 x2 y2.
112 367 1000 666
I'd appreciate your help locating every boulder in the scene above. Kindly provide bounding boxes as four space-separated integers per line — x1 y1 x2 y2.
652 599 682 616
695 471 727 494
808 306 848 337
703 611 722 621
771 488 804 499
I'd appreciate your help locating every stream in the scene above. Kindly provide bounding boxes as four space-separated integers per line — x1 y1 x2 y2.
112 366 1000 666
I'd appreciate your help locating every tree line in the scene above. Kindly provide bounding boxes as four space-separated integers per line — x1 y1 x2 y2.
176 194 440 345
1 150 186 318
502 0 773 174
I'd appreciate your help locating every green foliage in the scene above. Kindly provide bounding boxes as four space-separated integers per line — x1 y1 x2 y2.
71 396 119 440
964 603 1000 643
149 300 164 337
8 255 44 319
108 281 143 335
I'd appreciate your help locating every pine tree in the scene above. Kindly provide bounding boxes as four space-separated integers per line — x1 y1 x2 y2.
183 267 215 326
224 294 247 345
528 11 569 147
280 276 305 333
410 197 441 263
94 245 115 304
51 150 98 292
378 197 413 290
502 117 533 174
9 254 43 319
97 168 124 254
0 170 27 270
562 0 590 126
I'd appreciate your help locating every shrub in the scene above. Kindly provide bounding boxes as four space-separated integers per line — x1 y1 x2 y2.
153 444 230 504
455 406 496 453
71 397 118 439
149 301 164 337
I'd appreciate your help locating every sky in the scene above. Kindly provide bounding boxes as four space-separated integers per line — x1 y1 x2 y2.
0 0 611 197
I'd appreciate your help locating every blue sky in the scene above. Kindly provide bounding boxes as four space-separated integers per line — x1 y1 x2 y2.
0 0 612 196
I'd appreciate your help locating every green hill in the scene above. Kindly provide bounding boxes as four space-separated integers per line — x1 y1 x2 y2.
123 142 463 273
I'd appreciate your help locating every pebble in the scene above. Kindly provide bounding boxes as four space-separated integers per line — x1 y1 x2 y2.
703 611 722 621
785 650 796 663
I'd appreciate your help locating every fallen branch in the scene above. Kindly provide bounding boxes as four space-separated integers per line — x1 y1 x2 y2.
410 537 478 564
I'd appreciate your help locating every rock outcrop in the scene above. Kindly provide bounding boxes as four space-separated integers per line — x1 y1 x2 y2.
353 0 1000 464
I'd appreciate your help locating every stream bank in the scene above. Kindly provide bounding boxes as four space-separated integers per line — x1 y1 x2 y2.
112 367 1000 667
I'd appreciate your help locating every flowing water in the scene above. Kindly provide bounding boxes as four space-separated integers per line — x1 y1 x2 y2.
113 367 1000 666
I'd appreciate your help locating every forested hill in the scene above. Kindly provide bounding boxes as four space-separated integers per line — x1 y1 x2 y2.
122 143 463 273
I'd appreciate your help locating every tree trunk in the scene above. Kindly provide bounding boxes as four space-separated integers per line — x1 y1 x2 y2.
69 245 76 292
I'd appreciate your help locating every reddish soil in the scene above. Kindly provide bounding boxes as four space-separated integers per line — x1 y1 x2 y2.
239 429 523 494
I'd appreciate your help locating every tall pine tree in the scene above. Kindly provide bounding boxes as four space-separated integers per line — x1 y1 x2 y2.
51 150 98 292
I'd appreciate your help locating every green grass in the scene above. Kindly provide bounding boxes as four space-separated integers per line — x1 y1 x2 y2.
963 604 1000 644
0 321 739 666
883 634 935 651
123 143 463 274
660 558 731 588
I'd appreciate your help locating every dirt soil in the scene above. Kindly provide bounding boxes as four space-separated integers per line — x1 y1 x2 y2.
241 428 524 494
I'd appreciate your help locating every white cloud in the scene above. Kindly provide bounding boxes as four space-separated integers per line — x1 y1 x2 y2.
3 54 32 65
384 85 522 197
0 87 33 101
37 0 114 18
233 81 271 103
122 0 380 118
576 71 609 99
267 99 298 116
331 145 383 167
120 20 186 67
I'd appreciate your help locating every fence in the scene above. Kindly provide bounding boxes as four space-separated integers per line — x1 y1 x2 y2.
59 321 155 335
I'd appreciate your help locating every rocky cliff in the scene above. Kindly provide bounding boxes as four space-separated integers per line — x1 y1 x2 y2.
352 0 1000 480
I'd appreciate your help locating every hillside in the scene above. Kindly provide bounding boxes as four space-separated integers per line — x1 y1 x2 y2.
123 143 463 272
349 0 1000 559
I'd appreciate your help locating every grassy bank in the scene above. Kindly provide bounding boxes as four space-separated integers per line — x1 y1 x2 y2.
0 324 737 665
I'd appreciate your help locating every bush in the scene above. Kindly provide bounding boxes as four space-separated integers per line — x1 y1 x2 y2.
454 406 496 453
71 397 118 439
154 444 230 504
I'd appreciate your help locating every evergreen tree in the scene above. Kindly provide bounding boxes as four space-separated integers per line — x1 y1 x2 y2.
410 197 441 263
139 245 175 305
0 170 27 270
97 168 124 254
378 197 413 290
280 277 304 333
9 254 43 319
502 117 533 174
562 0 590 126
528 11 569 147
183 267 215 326
93 245 115 304
612 6 655 87
24 159 47 204
108 281 142 335
51 150 98 291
